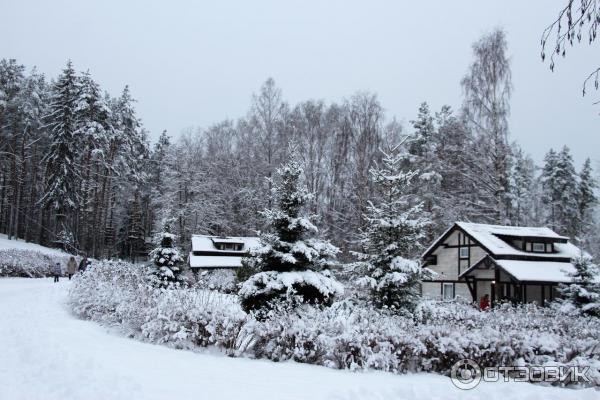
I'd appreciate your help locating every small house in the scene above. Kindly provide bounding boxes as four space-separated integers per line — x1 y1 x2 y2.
421 222 585 306
188 235 260 269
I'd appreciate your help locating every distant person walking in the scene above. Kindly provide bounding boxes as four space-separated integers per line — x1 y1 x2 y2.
67 256 77 280
78 256 89 273
479 294 490 311
52 262 62 283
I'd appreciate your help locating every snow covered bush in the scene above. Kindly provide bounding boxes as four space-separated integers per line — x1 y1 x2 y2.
239 146 343 312
69 260 600 389
149 224 184 286
69 259 247 350
193 269 237 293
351 145 433 313
0 249 74 277
557 255 600 317
239 300 600 387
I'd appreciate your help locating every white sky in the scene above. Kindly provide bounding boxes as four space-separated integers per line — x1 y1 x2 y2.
1 0 597 166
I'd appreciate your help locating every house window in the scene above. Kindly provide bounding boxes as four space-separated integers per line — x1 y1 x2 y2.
532 242 545 253
215 243 243 251
442 283 454 301
459 247 469 259
425 255 437 266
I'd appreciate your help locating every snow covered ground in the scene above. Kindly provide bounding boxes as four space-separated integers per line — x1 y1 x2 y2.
1 279 598 400
0 233 69 257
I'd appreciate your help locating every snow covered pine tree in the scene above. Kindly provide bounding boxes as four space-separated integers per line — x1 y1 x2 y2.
239 146 343 313
40 60 82 249
558 255 600 317
149 223 184 286
353 144 433 313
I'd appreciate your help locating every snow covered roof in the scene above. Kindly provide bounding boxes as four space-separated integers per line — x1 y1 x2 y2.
456 222 579 259
211 237 246 244
189 235 261 269
458 221 567 241
188 254 244 269
494 259 575 283
459 256 576 283
423 222 581 260
191 235 260 254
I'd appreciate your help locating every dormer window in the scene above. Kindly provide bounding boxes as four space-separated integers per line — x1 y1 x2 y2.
459 247 469 259
532 242 545 253
214 242 243 251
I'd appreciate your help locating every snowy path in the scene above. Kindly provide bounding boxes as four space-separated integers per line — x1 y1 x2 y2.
0 279 597 400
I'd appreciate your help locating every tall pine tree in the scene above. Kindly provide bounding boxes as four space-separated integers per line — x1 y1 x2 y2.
541 146 579 237
410 102 442 242
510 145 536 226
40 60 81 247
353 144 432 313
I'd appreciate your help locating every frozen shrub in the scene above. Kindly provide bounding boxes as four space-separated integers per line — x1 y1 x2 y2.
69 260 600 389
193 269 237 293
69 259 247 350
0 249 75 277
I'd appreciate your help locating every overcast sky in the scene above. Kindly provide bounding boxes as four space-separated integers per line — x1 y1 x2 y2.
1 0 597 166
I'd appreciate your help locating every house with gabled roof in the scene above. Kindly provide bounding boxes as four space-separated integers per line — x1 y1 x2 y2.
421 222 585 306
188 235 260 269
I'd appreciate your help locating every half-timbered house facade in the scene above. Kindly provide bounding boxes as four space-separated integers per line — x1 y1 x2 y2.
421 222 584 306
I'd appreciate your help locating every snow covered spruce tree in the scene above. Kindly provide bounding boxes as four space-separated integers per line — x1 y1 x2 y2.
558 255 600 317
239 146 343 313
149 221 184 286
353 144 433 313
40 60 81 249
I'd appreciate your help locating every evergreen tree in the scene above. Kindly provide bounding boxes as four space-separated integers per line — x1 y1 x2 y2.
540 148 559 228
432 106 475 226
114 86 148 182
149 220 184 285
353 144 433 313
541 147 580 237
150 130 170 194
239 146 343 312
578 159 597 230
558 255 600 317
40 60 81 246
409 102 442 242
75 71 112 249
409 102 435 157
510 145 536 226
120 190 145 261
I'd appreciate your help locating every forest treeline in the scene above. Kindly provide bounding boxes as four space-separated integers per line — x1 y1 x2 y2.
0 29 597 260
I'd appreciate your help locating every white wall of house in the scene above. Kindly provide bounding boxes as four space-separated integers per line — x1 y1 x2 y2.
422 229 487 302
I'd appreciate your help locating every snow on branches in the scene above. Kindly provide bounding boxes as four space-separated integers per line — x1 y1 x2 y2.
558 255 600 317
150 224 184 285
239 145 342 312
353 145 433 313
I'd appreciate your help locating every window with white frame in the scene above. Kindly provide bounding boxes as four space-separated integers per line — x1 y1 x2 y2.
532 242 545 252
459 247 469 259
442 283 454 301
